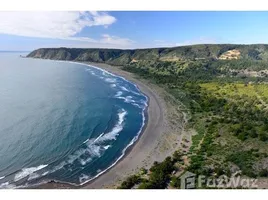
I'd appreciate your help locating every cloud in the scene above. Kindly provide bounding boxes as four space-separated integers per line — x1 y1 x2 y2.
175 37 218 46
154 40 165 43
153 40 177 47
0 11 136 48
22 34 134 50
151 37 218 48
48 34 135 48
0 11 116 39
100 34 134 46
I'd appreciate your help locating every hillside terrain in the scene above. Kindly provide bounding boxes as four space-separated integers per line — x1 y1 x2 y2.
27 44 268 64
27 44 268 189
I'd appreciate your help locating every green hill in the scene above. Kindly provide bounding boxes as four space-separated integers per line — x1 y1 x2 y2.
27 44 268 65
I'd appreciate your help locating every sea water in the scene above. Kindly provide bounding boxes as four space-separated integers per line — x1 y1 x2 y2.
0 53 148 188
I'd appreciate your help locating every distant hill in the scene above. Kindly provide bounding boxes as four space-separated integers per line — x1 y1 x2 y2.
27 44 268 65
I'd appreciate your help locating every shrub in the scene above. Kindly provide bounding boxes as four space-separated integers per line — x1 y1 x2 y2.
118 175 141 189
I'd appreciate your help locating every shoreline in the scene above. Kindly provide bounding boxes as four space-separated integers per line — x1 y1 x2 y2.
28 60 168 189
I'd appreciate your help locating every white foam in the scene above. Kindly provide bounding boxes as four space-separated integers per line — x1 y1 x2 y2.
97 109 127 142
141 99 148 107
83 139 89 144
133 103 144 109
93 132 105 143
103 145 111 150
114 87 147 108
27 173 40 181
116 96 136 104
120 86 130 92
118 109 127 124
110 84 116 88
61 109 126 169
0 176 5 180
79 174 90 183
55 60 148 101
42 171 49 176
47 138 104 174
66 145 93 165
79 157 92 166
105 78 117 83
86 144 102 157
115 91 123 97
120 86 142 96
0 182 9 188
14 164 48 182
77 97 148 186
97 126 122 142
102 71 108 76
53 109 126 171
71 61 148 103
85 68 96 75
0 182 16 189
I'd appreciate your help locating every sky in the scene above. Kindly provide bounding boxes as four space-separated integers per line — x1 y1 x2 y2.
1 11 268 51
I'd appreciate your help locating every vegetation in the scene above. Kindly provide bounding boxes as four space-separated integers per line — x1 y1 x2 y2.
120 58 268 187
118 175 142 189
28 44 268 188
27 44 268 66
118 151 184 189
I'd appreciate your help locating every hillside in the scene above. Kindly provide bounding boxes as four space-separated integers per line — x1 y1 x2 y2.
27 44 268 65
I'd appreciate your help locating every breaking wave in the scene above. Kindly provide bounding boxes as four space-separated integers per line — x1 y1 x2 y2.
25 109 128 184
105 78 117 83
77 103 147 186
14 164 48 182
115 91 123 97
3 60 149 188
0 181 16 189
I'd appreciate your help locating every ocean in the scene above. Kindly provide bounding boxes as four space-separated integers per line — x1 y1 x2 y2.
0 53 148 188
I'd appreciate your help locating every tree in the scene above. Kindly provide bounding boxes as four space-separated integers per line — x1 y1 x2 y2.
259 132 268 142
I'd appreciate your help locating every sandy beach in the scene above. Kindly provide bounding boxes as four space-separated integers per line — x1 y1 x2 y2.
82 63 167 189
34 61 187 189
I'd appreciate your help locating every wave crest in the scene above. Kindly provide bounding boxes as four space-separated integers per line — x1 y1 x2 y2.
0 181 16 189
14 164 48 182
37 109 128 180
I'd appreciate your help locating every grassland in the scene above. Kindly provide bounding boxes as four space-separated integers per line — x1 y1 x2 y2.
117 62 268 189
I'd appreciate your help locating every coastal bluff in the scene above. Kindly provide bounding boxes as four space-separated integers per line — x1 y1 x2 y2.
27 44 268 66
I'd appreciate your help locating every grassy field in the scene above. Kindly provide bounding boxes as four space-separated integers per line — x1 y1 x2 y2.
200 82 268 98
186 82 268 178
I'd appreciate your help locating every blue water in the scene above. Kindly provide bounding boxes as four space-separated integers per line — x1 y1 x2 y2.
0 53 148 188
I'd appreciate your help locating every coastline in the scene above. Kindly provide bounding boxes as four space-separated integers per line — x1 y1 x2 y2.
81 62 167 189
29 60 169 189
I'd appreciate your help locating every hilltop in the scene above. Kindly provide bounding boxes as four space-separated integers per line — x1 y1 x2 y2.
27 44 268 65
